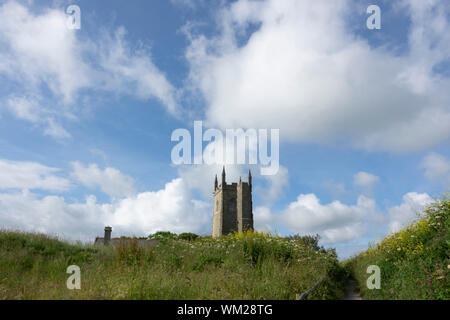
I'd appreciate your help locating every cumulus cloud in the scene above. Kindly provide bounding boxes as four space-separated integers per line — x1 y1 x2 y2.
388 192 433 233
0 1 178 137
421 152 450 185
255 190 433 245
0 159 71 192
184 0 450 152
0 178 210 241
353 171 380 188
279 194 377 243
70 162 136 198
254 193 380 244
0 158 210 240
0 156 437 250
0 190 103 239
109 178 210 236
253 206 274 232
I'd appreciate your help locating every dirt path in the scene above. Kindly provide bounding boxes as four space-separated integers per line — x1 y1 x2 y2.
342 279 362 300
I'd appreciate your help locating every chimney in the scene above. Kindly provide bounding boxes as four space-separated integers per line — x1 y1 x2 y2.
104 226 112 245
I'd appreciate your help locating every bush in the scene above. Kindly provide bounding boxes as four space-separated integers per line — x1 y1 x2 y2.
148 231 177 241
287 234 323 251
347 195 450 300
177 233 199 241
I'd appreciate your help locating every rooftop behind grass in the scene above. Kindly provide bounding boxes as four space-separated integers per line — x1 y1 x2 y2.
0 230 346 299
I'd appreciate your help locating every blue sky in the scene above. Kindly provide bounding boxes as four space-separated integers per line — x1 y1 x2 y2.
0 0 449 259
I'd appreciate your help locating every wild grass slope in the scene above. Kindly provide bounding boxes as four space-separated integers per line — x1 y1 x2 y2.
347 195 450 300
0 230 346 299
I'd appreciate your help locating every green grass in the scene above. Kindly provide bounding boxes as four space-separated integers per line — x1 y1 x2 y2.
346 195 450 300
0 230 346 299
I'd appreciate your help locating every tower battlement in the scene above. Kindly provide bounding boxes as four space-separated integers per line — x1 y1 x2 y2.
212 167 254 237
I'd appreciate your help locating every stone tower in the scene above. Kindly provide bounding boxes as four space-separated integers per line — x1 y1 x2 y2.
212 167 253 237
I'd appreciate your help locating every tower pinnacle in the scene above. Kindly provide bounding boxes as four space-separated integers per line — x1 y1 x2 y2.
221 166 226 186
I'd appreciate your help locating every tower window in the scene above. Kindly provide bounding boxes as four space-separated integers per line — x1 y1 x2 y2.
228 199 236 212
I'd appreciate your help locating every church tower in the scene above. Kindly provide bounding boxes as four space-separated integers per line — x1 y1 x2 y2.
212 167 254 237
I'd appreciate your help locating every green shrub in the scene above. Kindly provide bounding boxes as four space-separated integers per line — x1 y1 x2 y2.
177 232 199 241
148 231 177 241
347 195 450 300
287 234 322 251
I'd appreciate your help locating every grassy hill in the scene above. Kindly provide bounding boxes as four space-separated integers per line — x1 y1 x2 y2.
346 195 449 300
2 196 448 300
0 230 346 299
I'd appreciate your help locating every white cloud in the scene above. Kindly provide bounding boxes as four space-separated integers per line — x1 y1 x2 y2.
98 27 178 114
253 206 273 231
0 157 210 240
6 96 41 123
43 117 71 139
184 0 450 152
353 171 380 188
0 156 438 252
0 159 71 192
421 152 450 185
254 193 380 244
0 2 178 137
70 162 136 198
5 96 71 139
109 178 209 236
255 190 433 245
0 1 91 104
0 190 103 238
388 192 433 233
0 178 210 241
255 165 288 206
280 194 377 243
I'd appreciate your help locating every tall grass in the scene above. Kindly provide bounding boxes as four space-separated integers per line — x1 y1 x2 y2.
346 195 450 300
0 230 346 299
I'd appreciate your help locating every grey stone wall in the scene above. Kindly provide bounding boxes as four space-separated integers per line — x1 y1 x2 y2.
212 188 223 237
